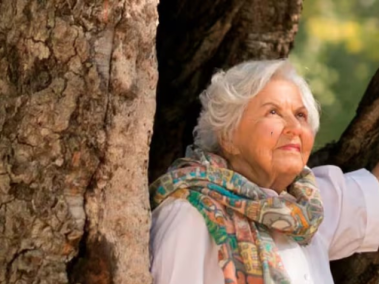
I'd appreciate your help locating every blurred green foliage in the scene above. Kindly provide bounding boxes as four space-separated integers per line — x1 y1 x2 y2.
290 0 379 149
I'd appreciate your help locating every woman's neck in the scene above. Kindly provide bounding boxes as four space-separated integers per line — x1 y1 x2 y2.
225 154 296 194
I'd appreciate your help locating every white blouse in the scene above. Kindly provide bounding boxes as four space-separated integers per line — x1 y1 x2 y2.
150 166 379 284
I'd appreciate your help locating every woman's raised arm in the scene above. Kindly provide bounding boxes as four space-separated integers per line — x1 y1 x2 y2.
313 165 379 260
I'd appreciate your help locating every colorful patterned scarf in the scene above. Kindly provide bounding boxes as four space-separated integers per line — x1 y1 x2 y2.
150 147 324 284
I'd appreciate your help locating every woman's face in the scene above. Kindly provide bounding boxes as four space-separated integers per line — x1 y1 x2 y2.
227 79 315 181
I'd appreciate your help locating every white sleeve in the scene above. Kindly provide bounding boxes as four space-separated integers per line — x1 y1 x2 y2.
312 165 379 261
150 198 224 284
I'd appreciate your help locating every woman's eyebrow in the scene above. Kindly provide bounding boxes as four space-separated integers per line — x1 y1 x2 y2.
261 102 280 108
261 102 307 111
295 105 307 112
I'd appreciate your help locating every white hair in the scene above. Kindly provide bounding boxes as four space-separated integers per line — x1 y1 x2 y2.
193 59 320 152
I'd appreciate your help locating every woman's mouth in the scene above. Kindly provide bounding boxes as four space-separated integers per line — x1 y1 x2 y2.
278 144 301 152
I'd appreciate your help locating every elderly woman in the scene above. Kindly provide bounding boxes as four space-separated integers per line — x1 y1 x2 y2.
149 59 379 284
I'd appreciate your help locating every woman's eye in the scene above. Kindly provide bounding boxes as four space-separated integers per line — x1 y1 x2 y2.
269 109 277 115
297 112 307 120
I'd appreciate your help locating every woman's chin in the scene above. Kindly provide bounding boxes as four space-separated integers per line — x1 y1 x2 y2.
274 160 304 176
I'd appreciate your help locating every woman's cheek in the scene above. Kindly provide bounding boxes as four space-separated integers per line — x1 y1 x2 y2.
257 118 279 135
300 130 315 162
302 128 315 151
264 121 283 142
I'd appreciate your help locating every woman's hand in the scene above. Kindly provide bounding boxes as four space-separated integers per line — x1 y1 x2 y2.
372 162 379 181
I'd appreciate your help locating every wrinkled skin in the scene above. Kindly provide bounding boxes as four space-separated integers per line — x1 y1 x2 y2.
221 79 315 193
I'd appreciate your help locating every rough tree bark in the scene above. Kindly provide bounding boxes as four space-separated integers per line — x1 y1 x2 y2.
0 0 157 283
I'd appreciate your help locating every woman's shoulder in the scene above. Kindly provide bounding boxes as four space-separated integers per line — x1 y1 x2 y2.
151 197 211 247
152 197 203 225
311 165 343 178
150 198 224 284
311 165 377 191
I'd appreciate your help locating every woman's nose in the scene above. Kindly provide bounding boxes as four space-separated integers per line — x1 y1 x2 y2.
284 115 302 136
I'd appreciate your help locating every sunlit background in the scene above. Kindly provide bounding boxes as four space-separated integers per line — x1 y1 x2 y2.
291 0 379 150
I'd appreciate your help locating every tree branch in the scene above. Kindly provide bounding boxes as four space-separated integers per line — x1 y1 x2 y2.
309 67 379 172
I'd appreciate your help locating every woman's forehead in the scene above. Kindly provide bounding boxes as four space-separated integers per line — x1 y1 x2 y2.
249 80 304 108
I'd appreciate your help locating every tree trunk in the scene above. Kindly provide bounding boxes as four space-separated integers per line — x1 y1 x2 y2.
0 1 157 283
